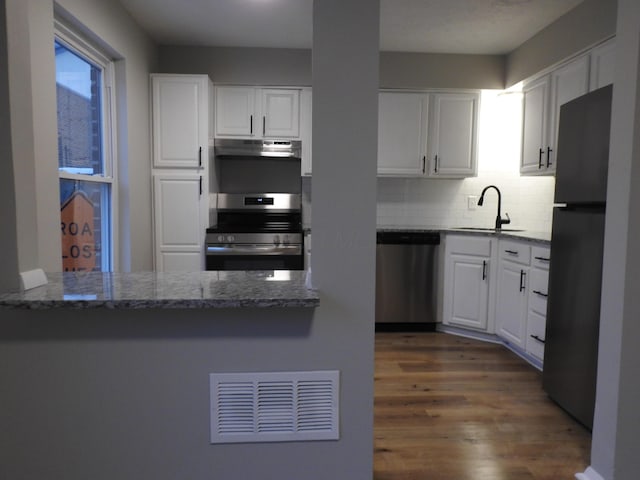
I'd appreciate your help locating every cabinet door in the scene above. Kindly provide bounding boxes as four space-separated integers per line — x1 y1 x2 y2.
152 75 208 168
590 39 616 90
444 254 490 330
261 89 300 138
521 76 549 174
428 93 478 177
215 86 256 137
153 173 204 272
547 55 590 173
495 261 528 348
377 92 429 176
525 309 546 362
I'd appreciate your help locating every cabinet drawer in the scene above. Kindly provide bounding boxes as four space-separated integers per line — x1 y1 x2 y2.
531 245 551 270
446 235 492 257
499 240 531 265
526 309 546 362
528 268 549 315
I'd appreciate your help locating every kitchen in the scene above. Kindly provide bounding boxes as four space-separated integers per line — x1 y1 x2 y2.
1 1 639 480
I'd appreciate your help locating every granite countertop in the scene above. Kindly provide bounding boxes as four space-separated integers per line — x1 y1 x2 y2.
0 271 319 310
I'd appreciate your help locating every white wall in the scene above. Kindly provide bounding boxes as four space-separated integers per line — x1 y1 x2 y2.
4 0 158 277
376 90 555 232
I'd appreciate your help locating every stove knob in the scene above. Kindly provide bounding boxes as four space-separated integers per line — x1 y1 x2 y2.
283 234 290 245
217 235 225 243
227 235 235 242
273 235 280 245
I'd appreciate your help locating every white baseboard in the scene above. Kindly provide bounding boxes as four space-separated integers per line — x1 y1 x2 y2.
576 466 605 480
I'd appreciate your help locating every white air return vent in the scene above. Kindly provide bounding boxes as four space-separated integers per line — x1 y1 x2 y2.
209 371 339 444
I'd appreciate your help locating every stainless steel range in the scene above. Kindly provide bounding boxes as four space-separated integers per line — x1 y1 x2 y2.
205 193 304 271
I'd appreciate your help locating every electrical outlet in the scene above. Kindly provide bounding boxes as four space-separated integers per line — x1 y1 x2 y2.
467 195 478 210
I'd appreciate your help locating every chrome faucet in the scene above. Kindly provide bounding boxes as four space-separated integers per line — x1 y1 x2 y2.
478 185 511 230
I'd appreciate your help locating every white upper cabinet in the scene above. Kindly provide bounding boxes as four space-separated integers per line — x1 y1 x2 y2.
590 38 616 90
521 76 550 174
547 55 591 170
428 92 479 177
152 74 209 169
261 89 300 138
214 86 255 137
520 55 589 175
215 86 300 139
377 90 479 178
377 91 429 176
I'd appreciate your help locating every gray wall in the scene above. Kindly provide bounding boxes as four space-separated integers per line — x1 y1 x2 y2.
0 0 20 292
159 46 504 90
589 0 640 478
506 0 617 86
379 52 504 89
309 0 379 477
6 0 57 274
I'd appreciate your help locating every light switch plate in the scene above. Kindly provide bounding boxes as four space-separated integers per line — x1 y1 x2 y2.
467 195 478 210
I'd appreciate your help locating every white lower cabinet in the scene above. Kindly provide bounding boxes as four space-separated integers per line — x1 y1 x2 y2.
153 173 207 272
525 246 551 362
442 235 497 332
443 234 551 368
495 240 531 349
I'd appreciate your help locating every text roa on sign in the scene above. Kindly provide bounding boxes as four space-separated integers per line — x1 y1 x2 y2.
60 191 96 271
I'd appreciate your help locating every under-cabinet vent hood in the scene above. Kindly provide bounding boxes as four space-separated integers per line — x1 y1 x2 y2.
214 139 302 158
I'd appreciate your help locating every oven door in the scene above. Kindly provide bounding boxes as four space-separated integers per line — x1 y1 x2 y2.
205 244 304 271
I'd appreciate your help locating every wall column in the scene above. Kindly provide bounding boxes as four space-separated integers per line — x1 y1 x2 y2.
0 0 20 292
586 0 640 479
311 0 379 478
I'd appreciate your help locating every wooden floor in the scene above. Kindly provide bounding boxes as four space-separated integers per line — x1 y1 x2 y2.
374 332 592 480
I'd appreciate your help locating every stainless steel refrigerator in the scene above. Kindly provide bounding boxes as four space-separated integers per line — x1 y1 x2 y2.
542 84 613 430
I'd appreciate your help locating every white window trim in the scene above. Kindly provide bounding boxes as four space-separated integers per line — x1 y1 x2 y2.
55 18 119 271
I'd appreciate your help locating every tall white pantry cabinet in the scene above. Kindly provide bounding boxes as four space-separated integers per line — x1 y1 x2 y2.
151 74 211 272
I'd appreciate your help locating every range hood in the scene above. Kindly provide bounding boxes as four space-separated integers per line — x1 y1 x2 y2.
214 139 302 158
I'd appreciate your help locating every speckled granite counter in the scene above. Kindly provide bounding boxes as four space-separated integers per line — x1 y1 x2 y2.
0 271 319 309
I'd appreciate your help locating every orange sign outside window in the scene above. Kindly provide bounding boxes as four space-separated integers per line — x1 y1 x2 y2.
60 191 96 272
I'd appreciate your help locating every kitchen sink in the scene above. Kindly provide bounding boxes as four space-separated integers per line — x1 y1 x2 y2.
454 227 525 232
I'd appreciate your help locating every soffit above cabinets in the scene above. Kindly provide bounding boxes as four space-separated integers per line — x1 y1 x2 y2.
118 0 583 55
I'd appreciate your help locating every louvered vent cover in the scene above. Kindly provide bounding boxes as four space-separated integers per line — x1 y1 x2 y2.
209 371 339 444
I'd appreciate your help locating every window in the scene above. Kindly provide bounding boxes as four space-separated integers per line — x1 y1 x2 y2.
55 24 116 272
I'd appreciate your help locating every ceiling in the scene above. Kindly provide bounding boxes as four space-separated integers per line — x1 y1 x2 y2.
118 0 584 55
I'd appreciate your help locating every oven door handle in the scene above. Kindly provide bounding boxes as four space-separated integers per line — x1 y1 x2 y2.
206 245 302 255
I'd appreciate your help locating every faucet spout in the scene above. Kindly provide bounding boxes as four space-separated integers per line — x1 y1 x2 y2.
478 185 511 230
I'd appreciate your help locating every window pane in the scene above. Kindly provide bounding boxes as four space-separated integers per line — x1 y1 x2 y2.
55 40 104 176
60 179 110 272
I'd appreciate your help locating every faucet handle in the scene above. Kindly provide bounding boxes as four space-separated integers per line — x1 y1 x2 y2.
502 213 511 225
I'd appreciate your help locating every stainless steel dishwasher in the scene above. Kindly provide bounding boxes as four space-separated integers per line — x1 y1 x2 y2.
375 231 440 327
